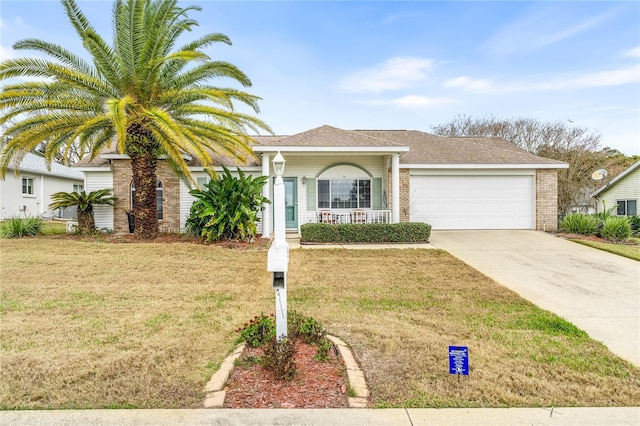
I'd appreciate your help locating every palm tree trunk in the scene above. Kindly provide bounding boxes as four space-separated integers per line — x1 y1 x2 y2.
77 205 95 233
130 147 159 239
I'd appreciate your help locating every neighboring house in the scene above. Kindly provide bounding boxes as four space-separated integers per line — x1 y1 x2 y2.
74 125 568 234
0 152 84 220
592 160 640 216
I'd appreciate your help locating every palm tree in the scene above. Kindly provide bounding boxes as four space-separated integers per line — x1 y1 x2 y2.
0 0 271 238
49 189 116 233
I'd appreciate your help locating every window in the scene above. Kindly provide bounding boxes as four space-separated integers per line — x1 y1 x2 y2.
616 199 637 216
73 184 84 193
22 177 34 195
196 176 209 187
130 180 163 220
317 179 371 209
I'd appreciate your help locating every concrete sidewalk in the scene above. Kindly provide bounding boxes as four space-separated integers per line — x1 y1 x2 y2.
1 407 638 425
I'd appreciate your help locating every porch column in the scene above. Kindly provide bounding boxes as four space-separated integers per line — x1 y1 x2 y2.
392 154 400 223
261 153 271 238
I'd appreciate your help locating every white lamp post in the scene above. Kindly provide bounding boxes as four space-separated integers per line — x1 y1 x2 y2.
267 151 289 340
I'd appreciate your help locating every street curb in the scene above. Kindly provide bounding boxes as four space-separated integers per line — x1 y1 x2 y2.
202 336 369 408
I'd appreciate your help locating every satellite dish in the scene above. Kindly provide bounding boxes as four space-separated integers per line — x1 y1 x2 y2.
591 169 608 181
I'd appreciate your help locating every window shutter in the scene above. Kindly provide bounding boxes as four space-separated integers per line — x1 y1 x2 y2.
372 178 382 210
306 178 316 211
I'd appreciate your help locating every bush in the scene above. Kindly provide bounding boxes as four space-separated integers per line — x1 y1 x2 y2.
262 337 297 381
288 310 325 344
601 216 631 242
628 215 640 234
236 313 275 348
0 217 43 238
560 213 600 235
236 311 333 380
186 166 270 242
300 222 431 244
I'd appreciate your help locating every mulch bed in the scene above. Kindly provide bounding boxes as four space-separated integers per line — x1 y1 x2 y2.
223 339 349 408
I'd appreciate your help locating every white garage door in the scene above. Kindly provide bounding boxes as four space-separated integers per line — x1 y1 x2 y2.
410 175 534 229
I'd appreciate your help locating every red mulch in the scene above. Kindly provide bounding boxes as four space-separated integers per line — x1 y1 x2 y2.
554 232 639 245
223 340 349 408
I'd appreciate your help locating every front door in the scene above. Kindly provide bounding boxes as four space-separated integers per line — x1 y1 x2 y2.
284 177 298 229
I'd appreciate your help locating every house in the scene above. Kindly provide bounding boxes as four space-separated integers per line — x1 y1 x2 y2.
592 160 640 216
0 152 85 220
74 125 568 234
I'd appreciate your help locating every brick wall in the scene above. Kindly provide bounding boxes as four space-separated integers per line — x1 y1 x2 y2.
112 160 181 233
536 169 558 231
387 167 411 222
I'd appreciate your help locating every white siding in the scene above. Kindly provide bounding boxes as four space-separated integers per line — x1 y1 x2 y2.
85 171 114 230
596 167 640 214
0 172 82 220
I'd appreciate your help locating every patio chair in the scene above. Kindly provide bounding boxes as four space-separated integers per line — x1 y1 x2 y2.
351 209 367 224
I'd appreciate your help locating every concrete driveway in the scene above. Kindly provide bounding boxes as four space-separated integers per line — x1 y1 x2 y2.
430 230 640 366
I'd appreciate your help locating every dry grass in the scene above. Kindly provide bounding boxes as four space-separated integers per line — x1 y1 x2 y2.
570 237 640 261
1 238 639 409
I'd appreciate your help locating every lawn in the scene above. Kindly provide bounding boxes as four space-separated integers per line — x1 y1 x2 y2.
570 237 640 261
1 238 639 409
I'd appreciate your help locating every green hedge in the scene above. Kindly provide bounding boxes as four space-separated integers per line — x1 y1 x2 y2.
300 222 431 244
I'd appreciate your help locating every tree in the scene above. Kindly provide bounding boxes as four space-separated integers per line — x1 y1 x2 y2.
431 115 606 216
49 189 115 233
0 0 271 239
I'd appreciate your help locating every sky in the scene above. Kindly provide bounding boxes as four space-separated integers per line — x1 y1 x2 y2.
1 1 639 156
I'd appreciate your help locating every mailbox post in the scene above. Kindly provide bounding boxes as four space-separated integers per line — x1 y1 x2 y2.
267 151 289 341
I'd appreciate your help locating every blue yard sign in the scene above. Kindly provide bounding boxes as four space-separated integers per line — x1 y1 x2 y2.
448 346 469 376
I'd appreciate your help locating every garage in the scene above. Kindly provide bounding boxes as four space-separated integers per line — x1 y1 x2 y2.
410 173 535 230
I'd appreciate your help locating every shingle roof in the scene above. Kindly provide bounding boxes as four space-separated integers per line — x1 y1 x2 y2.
355 130 565 165
73 125 566 168
8 152 84 179
255 125 406 148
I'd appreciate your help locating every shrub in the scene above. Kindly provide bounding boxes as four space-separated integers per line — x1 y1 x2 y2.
628 215 640 234
560 213 600 235
262 337 296 381
0 217 43 238
288 310 325 344
236 314 275 348
313 338 334 362
49 189 115 234
601 216 631 242
300 222 431 244
186 166 270 242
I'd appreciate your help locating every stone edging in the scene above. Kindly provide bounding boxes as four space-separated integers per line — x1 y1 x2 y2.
202 334 369 408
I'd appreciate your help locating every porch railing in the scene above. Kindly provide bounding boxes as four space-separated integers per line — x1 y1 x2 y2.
301 210 390 225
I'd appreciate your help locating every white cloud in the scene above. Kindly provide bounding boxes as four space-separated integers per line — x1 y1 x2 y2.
391 95 454 108
444 76 492 92
340 57 433 94
354 95 454 108
548 65 640 89
444 65 640 94
484 8 617 56
0 45 14 61
623 46 640 58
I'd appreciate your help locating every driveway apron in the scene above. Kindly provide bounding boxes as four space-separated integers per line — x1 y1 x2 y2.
430 230 640 366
